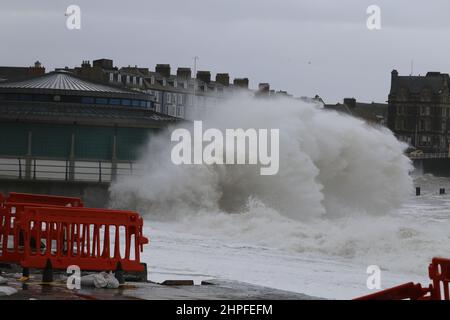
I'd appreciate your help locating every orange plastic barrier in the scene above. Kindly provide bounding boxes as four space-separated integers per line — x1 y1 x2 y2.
0 202 71 264
0 205 23 264
354 282 432 300
6 192 83 207
18 206 149 273
355 257 450 300
428 257 450 300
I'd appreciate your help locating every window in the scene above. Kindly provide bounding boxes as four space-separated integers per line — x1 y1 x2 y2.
176 106 183 117
178 94 183 105
442 119 447 132
109 73 114 82
95 98 108 105
420 106 430 116
396 106 404 115
442 108 447 117
419 119 431 131
110 99 120 105
395 118 405 130
420 135 432 146
81 97 95 104
126 76 130 84
132 100 140 107
19 94 33 101
121 99 131 106
166 92 171 103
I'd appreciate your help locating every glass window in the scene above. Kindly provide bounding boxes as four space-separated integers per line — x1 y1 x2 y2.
95 98 108 105
110 98 120 105
132 100 140 107
140 101 146 108
81 97 95 104
19 94 33 101
121 99 131 106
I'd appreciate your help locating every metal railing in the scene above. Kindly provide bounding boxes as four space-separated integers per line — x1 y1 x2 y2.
0 156 143 183
409 153 450 160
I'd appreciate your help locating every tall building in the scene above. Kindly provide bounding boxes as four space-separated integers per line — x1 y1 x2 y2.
388 70 450 152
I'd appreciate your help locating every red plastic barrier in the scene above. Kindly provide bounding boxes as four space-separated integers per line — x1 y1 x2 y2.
429 257 450 300
354 282 432 300
0 205 23 264
0 202 71 264
355 257 450 300
18 206 149 273
6 192 83 208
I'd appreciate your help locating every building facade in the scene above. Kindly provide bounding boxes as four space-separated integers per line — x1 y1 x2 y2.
388 70 450 153
0 70 178 183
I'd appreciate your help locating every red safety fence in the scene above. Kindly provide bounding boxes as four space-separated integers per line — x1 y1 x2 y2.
0 192 149 275
1 201 78 264
354 282 432 300
18 206 148 272
355 257 450 300
429 257 450 300
6 192 83 208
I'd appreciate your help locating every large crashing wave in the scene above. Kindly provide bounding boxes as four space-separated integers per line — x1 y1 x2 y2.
110 94 413 220
108 95 450 275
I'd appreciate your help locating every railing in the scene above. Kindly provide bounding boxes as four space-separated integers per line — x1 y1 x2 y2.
409 152 450 160
0 156 143 183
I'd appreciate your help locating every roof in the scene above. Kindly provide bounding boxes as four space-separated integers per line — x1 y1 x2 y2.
0 71 133 94
0 101 179 128
391 73 449 94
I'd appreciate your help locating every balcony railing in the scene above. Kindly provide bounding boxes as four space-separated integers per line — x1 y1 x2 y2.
0 156 143 183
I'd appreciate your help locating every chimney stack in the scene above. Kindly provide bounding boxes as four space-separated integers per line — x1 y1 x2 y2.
258 83 270 93
81 60 91 68
233 78 249 89
177 67 192 79
197 71 211 83
156 64 171 77
216 73 230 86
343 98 356 109
93 59 113 70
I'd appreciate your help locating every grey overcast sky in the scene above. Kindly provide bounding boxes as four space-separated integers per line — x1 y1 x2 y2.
1 0 449 103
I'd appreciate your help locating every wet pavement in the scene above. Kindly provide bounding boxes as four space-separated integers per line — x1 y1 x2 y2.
0 270 319 300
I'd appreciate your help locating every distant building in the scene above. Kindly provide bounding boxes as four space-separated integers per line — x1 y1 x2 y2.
388 70 450 152
71 59 256 120
0 61 45 82
324 97 387 125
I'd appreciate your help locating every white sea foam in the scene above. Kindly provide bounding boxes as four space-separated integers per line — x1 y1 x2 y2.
109 95 450 279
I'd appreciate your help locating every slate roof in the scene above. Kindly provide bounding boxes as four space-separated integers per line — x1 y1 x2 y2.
0 101 179 127
0 71 133 94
